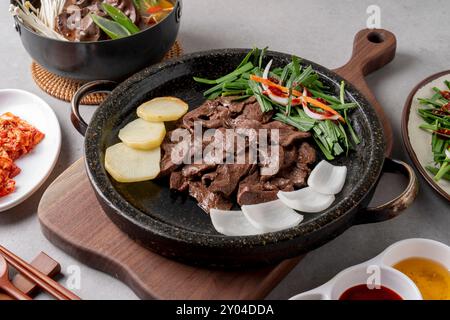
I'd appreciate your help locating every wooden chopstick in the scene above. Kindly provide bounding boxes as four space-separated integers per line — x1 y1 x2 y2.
0 246 80 300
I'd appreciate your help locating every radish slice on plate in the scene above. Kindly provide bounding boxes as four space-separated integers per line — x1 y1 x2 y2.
308 160 347 195
242 200 303 232
278 187 335 213
210 209 264 236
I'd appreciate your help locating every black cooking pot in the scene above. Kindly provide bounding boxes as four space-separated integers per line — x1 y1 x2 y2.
11 0 182 81
71 47 418 268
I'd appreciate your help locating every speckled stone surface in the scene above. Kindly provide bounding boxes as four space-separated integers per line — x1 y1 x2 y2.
83 49 386 267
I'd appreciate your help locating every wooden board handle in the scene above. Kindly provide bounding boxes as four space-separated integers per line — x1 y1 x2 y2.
333 29 396 156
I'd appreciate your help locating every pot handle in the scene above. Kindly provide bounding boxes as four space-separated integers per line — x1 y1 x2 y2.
175 0 182 23
71 80 117 136
13 19 21 35
354 158 419 225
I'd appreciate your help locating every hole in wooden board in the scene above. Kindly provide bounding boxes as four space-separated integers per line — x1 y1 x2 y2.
367 32 385 44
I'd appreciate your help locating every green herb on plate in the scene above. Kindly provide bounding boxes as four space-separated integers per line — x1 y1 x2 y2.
193 48 361 160
417 80 450 182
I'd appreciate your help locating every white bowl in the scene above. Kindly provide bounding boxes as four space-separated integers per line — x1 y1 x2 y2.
0 89 61 212
290 238 450 300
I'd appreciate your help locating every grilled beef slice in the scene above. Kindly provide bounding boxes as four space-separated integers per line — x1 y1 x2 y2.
188 181 233 212
161 97 316 213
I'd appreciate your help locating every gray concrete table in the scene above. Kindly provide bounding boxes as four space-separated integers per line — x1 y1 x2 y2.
0 0 448 300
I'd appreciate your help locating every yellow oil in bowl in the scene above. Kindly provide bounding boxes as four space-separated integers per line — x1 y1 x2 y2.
393 257 450 300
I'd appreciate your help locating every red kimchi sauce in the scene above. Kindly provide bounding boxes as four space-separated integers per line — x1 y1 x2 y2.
0 112 45 197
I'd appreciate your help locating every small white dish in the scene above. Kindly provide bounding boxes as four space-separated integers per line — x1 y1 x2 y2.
290 264 421 300
290 238 450 300
0 89 61 212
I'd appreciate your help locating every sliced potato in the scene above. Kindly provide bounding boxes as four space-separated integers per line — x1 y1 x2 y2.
105 143 161 183
137 97 188 122
118 118 166 150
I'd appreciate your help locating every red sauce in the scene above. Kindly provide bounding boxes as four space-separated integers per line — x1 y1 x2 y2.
339 284 403 300
316 97 330 105
268 77 280 84
442 102 450 113
292 98 302 105
440 90 450 100
436 128 450 139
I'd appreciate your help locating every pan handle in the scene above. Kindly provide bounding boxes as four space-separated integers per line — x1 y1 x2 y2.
354 158 419 225
71 80 117 136
333 29 397 156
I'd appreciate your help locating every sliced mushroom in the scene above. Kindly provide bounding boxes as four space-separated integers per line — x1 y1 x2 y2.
56 5 80 41
57 2 105 41
57 0 139 41
78 11 101 41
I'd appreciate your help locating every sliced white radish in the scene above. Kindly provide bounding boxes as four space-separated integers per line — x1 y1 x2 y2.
242 200 303 232
137 97 188 122
308 160 347 195
210 209 264 236
278 187 335 213
118 118 166 150
105 142 161 183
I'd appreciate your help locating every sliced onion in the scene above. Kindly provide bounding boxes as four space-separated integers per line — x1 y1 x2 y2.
262 59 273 91
446 148 450 159
277 187 335 213
307 160 347 195
210 209 264 236
262 59 291 105
301 88 339 121
265 90 289 106
242 200 303 232
303 102 339 121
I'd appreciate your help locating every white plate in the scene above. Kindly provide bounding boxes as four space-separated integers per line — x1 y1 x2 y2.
0 89 61 212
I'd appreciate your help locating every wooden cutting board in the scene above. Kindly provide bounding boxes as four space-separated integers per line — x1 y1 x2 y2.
38 158 301 300
38 29 395 300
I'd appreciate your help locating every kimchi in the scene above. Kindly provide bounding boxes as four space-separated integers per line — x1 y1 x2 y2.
0 113 45 197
